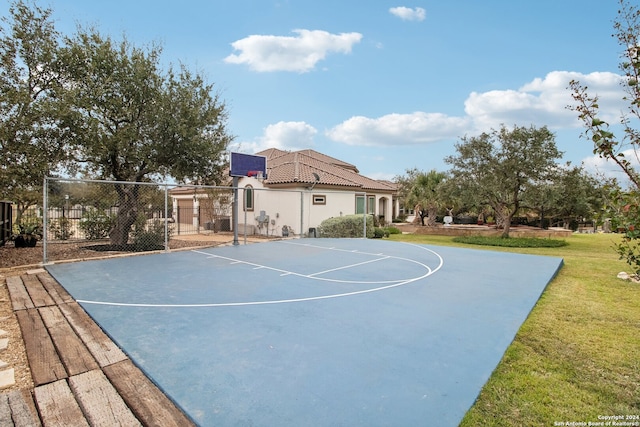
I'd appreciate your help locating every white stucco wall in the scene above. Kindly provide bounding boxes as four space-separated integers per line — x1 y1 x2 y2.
237 178 393 236
170 181 394 237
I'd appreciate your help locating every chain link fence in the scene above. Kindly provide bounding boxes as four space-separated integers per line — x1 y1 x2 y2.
33 177 376 264
43 179 173 263
41 178 316 264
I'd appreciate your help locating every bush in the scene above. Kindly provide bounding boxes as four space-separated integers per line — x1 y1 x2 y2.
133 230 164 250
49 217 73 240
385 226 401 235
80 209 115 240
12 214 43 247
393 215 406 223
133 217 169 251
318 215 374 238
371 227 399 238
372 227 387 238
452 235 568 248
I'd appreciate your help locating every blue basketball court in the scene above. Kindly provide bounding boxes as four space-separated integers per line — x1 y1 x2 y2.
45 238 563 426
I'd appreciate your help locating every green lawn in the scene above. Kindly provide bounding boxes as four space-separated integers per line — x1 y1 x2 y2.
389 233 640 426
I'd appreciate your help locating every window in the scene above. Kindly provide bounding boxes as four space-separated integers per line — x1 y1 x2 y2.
355 195 365 214
313 195 326 205
244 185 254 211
367 196 375 215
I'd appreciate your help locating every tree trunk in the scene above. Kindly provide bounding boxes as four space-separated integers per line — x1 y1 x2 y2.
425 207 438 227
495 205 513 238
411 204 423 225
501 220 511 238
109 184 140 246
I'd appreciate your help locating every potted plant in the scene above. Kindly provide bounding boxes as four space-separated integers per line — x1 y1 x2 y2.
12 217 43 248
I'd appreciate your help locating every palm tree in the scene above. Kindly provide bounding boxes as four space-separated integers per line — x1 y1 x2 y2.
406 170 448 226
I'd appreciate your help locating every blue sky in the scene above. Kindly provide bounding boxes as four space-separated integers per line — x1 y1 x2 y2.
4 1 631 181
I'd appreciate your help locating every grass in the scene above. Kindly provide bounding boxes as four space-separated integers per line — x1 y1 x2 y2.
389 233 640 425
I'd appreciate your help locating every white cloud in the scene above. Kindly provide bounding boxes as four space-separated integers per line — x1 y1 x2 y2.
465 71 626 130
324 71 628 148
389 6 426 21
326 112 470 146
224 29 363 72
240 121 318 153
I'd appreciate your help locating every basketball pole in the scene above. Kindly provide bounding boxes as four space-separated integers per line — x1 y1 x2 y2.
232 176 239 246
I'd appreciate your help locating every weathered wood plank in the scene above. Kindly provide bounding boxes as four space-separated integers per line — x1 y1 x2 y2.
5 276 34 311
21 274 55 308
37 273 74 305
8 389 42 427
104 359 197 427
59 302 128 367
39 306 99 376
15 309 67 386
34 379 89 427
69 369 141 426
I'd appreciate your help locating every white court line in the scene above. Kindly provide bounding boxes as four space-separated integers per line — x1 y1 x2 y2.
76 242 444 308
307 256 390 277
190 250 413 285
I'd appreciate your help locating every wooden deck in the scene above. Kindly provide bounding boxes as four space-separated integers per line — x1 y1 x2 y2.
2 270 197 426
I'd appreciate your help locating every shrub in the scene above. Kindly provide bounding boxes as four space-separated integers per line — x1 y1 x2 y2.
373 227 387 238
318 215 374 238
12 214 43 247
133 218 169 251
452 235 568 248
49 217 74 240
385 226 401 235
80 209 115 240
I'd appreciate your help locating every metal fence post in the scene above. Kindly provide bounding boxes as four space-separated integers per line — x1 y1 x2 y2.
43 177 48 264
164 184 169 251
300 191 304 238
232 177 239 245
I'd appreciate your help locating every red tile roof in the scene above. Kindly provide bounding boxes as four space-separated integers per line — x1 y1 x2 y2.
255 148 395 192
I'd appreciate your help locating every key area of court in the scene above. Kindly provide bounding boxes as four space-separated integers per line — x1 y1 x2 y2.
46 238 563 426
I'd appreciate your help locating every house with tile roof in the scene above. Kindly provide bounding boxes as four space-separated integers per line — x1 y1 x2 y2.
235 148 398 237
169 148 398 237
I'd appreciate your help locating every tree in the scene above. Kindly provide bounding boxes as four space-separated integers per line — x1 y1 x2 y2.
553 166 606 230
524 165 606 230
521 178 557 229
445 125 563 237
569 0 640 273
396 168 449 226
0 1 69 219
2 1 234 246
57 27 233 245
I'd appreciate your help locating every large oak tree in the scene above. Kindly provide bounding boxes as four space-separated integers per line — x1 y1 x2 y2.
0 1 69 219
445 125 563 237
59 30 233 244
1 1 234 246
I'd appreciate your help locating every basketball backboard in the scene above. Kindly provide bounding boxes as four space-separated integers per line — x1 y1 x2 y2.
229 152 267 178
